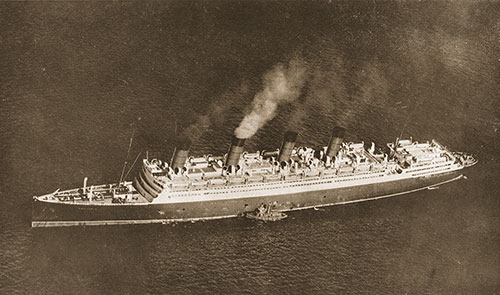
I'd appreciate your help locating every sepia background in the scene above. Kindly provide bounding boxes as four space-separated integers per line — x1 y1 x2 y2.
1 1 499 294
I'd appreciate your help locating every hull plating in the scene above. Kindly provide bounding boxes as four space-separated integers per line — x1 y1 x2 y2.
32 171 462 227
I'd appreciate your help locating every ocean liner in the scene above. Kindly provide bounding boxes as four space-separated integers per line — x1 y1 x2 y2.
32 126 477 227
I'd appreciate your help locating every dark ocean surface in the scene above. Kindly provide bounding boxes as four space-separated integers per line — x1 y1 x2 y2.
1 1 499 294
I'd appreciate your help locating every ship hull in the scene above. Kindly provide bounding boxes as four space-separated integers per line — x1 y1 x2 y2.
32 171 463 227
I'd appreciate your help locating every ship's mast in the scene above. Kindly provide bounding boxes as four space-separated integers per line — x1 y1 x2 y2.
397 114 410 144
394 98 414 154
118 128 135 187
124 152 142 180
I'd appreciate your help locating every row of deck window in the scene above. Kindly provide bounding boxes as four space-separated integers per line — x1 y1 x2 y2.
170 173 386 196
411 166 451 176
169 169 385 192
409 163 451 172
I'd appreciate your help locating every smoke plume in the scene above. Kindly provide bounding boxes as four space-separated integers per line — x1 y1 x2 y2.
234 59 308 139
181 83 250 143
287 50 346 131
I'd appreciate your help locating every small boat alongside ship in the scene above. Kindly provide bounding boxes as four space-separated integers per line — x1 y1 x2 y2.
246 202 288 222
32 126 477 227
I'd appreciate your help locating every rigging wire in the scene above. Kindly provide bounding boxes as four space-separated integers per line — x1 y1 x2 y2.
397 97 416 141
124 152 142 180
119 128 136 185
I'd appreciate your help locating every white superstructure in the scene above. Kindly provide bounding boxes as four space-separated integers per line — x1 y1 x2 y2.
134 138 471 204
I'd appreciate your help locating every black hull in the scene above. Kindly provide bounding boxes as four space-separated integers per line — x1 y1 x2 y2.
32 171 463 227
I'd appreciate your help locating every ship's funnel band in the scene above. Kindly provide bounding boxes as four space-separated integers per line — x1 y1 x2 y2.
332 126 345 138
226 136 245 167
278 131 298 163
170 138 191 169
231 136 245 147
171 149 190 169
283 131 298 142
325 126 346 160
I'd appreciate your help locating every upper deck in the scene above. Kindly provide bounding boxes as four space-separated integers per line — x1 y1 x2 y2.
389 139 455 168
142 140 400 192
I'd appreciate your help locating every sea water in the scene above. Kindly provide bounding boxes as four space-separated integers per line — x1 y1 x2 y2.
1 2 499 294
